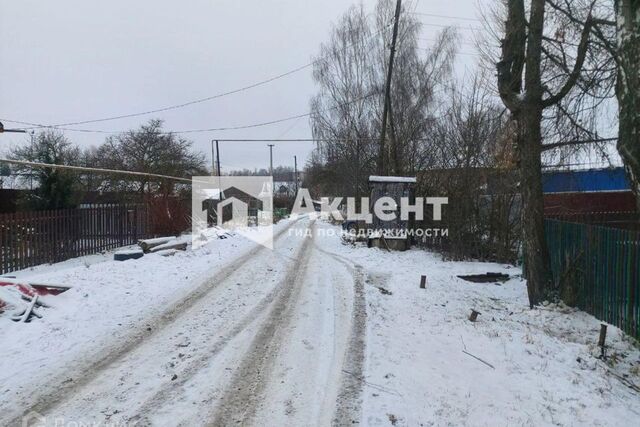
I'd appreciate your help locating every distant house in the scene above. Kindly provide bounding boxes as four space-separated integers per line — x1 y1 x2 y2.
274 181 297 197
542 167 638 229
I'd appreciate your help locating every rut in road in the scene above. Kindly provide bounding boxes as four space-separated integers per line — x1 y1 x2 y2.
313 244 367 426
127 222 315 422
207 222 317 426
208 225 368 426
5 220 300 427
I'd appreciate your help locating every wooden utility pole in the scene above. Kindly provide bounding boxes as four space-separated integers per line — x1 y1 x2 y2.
294 155 299 193
268 144 274 176
211 140 216 176
215 140 221 177
355 137 360 204
377 0 402 176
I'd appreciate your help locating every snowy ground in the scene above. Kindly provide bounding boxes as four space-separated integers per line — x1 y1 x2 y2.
315 223 640 426
1 219 639 426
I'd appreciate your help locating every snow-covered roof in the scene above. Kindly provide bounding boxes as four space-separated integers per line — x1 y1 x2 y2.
202 188 222 200
368 175 417 183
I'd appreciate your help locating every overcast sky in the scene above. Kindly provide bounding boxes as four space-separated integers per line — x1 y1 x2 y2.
0 0 481 173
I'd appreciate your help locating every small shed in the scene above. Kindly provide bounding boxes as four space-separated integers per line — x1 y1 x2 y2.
368 175 416 251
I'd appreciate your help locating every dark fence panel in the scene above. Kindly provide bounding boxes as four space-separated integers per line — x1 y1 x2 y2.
545 219 640 339
0 205 149 275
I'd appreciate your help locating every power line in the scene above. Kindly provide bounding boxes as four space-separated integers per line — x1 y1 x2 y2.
10 24 394 131
48 64 314 128
1 92 378 136
418 47 481 57
408 11 481 22
203 138 369 142
419 37 478 46
416 21 482 31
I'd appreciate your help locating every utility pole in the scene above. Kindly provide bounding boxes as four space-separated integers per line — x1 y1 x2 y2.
268 144 274 176
211 140 216 176
294 155 299 193
215 140 221 177
377 0 402 176
355 138 360 203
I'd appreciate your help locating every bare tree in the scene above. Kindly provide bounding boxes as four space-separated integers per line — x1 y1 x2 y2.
308 0 456 197
420 73 518 262
536 0 639 209
495 0 616 306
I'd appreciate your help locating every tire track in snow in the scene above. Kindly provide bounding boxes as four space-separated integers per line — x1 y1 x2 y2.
4 220 301 427
127 222 315 423
207 222 316 426
207 226 367 426
313 244 367 426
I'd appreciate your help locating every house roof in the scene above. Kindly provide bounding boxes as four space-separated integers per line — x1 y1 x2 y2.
542 167 631 193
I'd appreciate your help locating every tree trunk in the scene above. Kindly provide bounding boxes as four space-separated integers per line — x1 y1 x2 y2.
518 106 554 307
616 0 640 212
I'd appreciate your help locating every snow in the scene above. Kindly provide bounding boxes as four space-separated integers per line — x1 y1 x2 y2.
314 222 640 426
138 236 175 246
0 220 293 423
368 175 417 183
0 219 638 426
201 188 222 200
113 249 144 255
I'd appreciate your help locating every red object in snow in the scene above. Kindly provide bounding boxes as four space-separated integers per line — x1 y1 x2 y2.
0 281 67 296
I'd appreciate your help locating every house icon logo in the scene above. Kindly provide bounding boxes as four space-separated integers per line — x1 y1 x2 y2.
22 411 46 427
193 176 274 249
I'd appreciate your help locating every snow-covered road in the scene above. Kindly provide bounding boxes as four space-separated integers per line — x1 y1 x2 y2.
2 219 639 426
1 219 368 426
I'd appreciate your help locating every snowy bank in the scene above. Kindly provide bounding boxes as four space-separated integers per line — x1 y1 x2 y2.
315 222 640 426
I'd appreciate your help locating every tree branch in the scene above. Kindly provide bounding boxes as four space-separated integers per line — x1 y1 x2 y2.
542 14 593 107
541 136 617 151
497 0 527 112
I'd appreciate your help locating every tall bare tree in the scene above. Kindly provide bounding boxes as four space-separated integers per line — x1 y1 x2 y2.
308 0 456 197
423 73 518 262
496 0 610 306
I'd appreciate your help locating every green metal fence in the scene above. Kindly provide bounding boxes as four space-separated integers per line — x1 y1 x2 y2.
545 219 640 338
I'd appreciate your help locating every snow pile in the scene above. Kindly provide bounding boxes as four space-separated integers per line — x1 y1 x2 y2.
315 222 640 426
0 285 25 311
